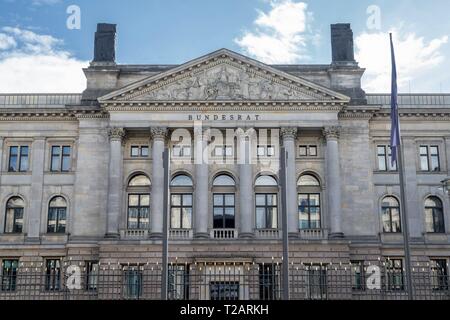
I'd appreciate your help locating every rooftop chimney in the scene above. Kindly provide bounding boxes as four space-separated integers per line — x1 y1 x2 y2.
331 23 356 66
93 23 117 65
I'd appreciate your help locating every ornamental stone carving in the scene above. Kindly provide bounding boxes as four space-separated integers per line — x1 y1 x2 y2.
323 126 341 140
150 127 169 140
280 127 298 140
108 127 125 141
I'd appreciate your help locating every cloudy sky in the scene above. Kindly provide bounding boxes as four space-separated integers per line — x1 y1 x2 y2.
0 0 449 93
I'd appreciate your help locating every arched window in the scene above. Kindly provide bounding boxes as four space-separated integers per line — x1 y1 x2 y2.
4 197 24 234
255 175 278 230
381 196 401 233
170 174 193 229
127 174 150 230
425 197 445 233
298 174 321 230
213 174 236 229
47 196 67 234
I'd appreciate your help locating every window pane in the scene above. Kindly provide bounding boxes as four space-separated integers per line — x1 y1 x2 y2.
171 208 181 229
5 208 15 233
47 208 57 233
309 194 320 206
310 207 321 229
50 196 66 208
128 195 139 206
128 208 139 229
213 195 223 206
267 146 275 157
225 208 235 228
425 208 435 233
256 208 266 229
51 155 60 171
140 195 150 206
8 147 18 172
131 146 140 157
141 146 149 157
298 175 320 187
19 147 29 172
378 155 387 171
269 208 278 229
255 176 277 186
377 146 386 156
382 208 392 233
309 146 317 156
57 208 66 233
420 146 428 156
173 146 181 157
183 146 191 157
182 194 192 206
62 155 71 171
182 208 192 229
420 156 429 171
299 146 307 156
391 208 401 232
213 175 235 186
62 146 71 156
139 208 150 229
129 175 151 187
171 175 193 187
255 195 266 206
214 147 223 156
267 194 277 206
257 147 265 156
225 194 235 206
171 195 181 206
225 146 233 156
431 155 440 172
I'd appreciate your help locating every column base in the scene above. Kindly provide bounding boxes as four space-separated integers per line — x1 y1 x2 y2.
328 232 345 239
149 232 163 240
239 232 255 239
288 232 299 239
194 232 210 239
105 233 120 239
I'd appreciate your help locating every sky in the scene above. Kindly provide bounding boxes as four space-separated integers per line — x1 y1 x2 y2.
0 0 449 93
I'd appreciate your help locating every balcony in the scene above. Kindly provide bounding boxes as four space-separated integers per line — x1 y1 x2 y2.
255 229 281 239
169 229 193 240
210 229 238 239
120 229 148 240
299 229 328 240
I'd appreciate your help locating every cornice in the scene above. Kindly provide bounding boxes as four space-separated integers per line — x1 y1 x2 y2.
102 101 346 112
0 110 107 121
372 112 450 121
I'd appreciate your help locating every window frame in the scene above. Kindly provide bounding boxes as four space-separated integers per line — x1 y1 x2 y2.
45 259 61 291
381 197 402 233
425 197 445 233
376 145 397 172
298 193 321 230
4 197 24 234
85 261 99 292
8 145 29 173
351 261 365 291
213 193 235 229
170 193 193 230
47 196 67 234
127 193 150 230
130 145 150 158
1 259 19 292
419 145 441 172
255 193 278 230
50 145 72 172
385 258 404 291
299 145 319 158
430 259 449 291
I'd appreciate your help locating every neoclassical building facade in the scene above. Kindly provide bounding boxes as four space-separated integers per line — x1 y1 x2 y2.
0 23 449 292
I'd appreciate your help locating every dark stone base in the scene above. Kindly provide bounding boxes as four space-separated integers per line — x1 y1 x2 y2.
329 232 345 239
194 232 210 239
239 233 255 239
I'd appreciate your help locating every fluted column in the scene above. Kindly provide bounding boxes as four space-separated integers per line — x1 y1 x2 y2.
281 127 299 237
150 127 168 239
237 128 254 238
323 126 344 238
106 127 125 238
194 127 209 238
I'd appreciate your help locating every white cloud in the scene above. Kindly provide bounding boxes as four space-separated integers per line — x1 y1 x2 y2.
235 0 313 64
355 28 448 92
0 27 88 93
31 0 62 6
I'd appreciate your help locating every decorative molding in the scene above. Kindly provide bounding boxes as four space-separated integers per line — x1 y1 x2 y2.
150 127 169 140
323 126 341 140
108 127 126 141
280 127 298 140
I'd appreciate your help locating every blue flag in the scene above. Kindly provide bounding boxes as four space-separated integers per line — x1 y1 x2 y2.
390 33 401 166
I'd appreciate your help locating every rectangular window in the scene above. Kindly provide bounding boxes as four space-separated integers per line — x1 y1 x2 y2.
255 194 278 229
9 146 29 172
123 267 143 299
257 146 266 157
86 261 99 291
172 145 191 157
351 261 365 291
168 264 189 300
47 207 67 234
299 145 318 157
307 265 327 300
170 194 193 229
1 259 18 292
45 259 61 291
213 194 235 229
267 145 275 157
257 145 275 157
51 146 72 172
131 145 149 158
127 194 150 230
386 259 404 291
419 145 441 172
259 264 280 300
431 259 448 291
377 145 397 171
214 146 233 157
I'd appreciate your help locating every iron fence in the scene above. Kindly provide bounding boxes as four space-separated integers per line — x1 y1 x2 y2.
0 260 449 300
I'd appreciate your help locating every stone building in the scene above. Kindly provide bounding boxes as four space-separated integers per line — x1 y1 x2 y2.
0 23 449 299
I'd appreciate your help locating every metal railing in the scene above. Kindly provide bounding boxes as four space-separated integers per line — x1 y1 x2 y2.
0 260 449 300
366 94 450 107
210 229 238 239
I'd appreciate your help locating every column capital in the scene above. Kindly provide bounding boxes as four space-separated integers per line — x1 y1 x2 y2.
236 127 256 140
280 127 298 140
108 127 126 141
150 127 168 141
323 126 341 140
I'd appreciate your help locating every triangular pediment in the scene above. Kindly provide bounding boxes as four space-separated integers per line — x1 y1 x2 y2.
99 49 350 104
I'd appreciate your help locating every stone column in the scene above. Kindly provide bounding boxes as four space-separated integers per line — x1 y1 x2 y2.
150 127 168 239
27 137 46 241
281 127 299 237
106 128 125 238
194 127 209 238
323 126 344 238
237 128 254 238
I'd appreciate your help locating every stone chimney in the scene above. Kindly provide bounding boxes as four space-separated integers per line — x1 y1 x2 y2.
331 23 356 66
92 23 117 65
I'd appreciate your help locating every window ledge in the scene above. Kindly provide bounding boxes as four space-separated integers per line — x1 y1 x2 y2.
379 233 404 243
41 234 69 242
0 233 26 243
423 233 449 243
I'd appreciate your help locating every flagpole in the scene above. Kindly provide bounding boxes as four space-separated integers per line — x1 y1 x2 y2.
396 140 414 299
